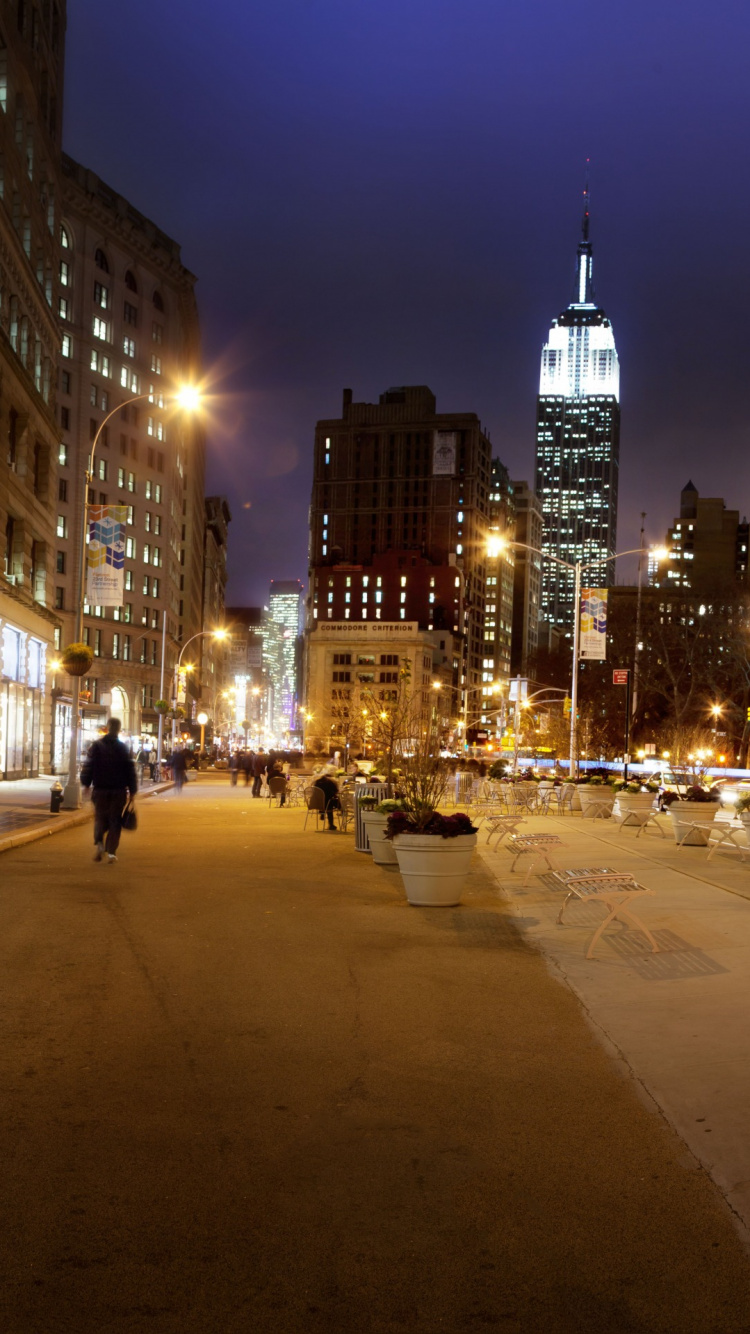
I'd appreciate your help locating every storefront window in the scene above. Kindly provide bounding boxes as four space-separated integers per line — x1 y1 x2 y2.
27 638 42 688
2 625 20 680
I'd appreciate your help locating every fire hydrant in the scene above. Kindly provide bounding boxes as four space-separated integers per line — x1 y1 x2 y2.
49 781 63 815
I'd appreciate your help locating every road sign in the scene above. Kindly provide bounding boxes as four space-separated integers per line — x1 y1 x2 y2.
612 670 629 685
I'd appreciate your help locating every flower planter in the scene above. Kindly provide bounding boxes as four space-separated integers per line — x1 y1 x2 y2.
578 788 615 819
361 810 398 866
613 791 657 821
392 833 477 906
668 801 721 845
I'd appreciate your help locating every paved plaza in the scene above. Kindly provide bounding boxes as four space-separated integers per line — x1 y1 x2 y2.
2 779 750 1332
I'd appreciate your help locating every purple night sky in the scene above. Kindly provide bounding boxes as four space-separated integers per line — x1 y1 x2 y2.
63 0 750 604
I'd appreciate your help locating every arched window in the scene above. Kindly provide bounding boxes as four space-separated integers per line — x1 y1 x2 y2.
125 270 137 292
95 248 109 273
60 223 69 248
152 290 164 312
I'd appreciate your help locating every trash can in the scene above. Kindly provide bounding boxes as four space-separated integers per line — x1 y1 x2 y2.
49 781 63 815
354 784 389 852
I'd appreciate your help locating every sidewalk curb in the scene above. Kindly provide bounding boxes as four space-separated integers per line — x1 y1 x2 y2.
0 782 174 856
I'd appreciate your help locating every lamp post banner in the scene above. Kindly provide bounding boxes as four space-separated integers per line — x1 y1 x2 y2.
85 505 128 606
579 588 608 661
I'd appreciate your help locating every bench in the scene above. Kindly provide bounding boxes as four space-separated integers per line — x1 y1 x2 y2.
550 866 659 959
483 813 526 849
706 822 750 863
505 833 567 885
617 809 666 839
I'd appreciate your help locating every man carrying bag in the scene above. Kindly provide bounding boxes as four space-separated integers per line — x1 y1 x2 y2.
81 718 138 864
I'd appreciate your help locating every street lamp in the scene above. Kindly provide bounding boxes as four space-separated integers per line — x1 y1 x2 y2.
197 711 209 754
171 628 228 751
62 385 202 809
491 536 668 777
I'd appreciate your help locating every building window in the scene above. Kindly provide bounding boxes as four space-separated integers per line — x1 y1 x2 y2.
56 514 67 538
112 633 120 659
54 587 64 609
123 336 135 357
61 333 72 357
93 629 102 657
152 321 163 344
125 270 137 292
95 248 109 272
123 301 138 327
92 316 109 341
125 537 135 559
93 281 109 308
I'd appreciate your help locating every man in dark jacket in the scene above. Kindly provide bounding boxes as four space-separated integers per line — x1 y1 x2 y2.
81 718 138 863
252 750 267 798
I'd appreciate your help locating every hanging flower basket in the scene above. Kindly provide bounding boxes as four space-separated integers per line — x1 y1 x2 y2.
154 699 170 715
60 643 94 677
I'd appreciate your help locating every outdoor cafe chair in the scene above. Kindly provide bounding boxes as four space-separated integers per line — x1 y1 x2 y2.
267 776 288 806
303 785 330 832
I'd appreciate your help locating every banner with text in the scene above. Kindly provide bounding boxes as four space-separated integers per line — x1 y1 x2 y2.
579 588 608 661
432 431 456 475
86 505 128 607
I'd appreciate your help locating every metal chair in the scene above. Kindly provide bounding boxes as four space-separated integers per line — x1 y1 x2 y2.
267 775 288 806
339 788 356 833
303 786 328 831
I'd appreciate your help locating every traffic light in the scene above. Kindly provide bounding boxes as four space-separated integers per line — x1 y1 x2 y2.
563 696 572 716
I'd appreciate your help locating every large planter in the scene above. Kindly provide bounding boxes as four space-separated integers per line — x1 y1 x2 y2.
613 791 657 821
668 801 721 845
393 833 477 907
578 787 616 819
361 810 398 866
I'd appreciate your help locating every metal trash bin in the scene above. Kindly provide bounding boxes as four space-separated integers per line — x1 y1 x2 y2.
354 784 389 852
454 772 474 806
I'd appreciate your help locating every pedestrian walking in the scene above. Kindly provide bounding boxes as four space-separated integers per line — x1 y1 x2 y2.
172 747 188 792
81 718 138 864
229 751 239 786
242 749 254 787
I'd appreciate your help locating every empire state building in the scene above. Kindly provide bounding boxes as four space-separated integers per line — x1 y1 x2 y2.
534 189 620 633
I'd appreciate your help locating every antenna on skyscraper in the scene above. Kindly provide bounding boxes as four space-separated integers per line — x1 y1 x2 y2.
581 158 591 242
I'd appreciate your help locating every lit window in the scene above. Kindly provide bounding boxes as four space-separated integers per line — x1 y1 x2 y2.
61 334 72 357
92 316 109 341
123 336 135 357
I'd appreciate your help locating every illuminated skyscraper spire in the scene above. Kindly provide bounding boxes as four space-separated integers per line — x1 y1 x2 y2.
534 167 621 632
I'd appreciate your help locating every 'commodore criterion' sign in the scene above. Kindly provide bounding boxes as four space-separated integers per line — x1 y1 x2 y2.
315 622 419 636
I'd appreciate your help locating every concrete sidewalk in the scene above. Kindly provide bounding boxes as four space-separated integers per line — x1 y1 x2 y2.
0 772 171 854
476 807 750 1238
2 783 750 1331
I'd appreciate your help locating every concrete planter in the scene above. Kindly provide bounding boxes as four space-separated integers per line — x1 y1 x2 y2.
392 833 477 907
668 801 721 845
613 791 657 821
361 810 398 866
578 787 616 819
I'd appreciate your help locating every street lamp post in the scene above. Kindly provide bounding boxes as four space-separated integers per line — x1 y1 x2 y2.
171 629 228 753
490 537 667 778
62 386 201 809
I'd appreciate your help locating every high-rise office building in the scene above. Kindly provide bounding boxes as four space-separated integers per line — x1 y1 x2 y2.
0 1 66 778
307 385 492 726
54 156 205 756
265 580 302 737
534 189 620 633
650 482 748 594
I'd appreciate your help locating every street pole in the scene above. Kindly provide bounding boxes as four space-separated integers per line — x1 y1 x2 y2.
62 387 200 808
569 561 581 780
156 610 167 776
624 670 632 782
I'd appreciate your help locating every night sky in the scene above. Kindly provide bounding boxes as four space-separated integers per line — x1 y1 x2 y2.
63 0 750 605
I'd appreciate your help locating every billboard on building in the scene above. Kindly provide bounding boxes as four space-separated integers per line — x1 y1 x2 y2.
433 431 456 475
86 505 128 606
579 588 608 660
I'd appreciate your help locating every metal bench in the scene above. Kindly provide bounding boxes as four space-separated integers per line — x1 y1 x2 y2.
706 822 750 863
483 813 526 849
617 809 666 839
550 866 659 959
505 833 567 885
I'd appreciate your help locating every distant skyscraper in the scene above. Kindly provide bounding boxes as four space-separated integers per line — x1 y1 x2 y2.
534 184 620 632
265 580 303 736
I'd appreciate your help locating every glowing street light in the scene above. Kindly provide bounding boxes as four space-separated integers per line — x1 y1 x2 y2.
490 534 668 777
62 385 203 808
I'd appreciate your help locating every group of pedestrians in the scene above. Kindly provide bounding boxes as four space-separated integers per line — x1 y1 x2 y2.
228 749 289 798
